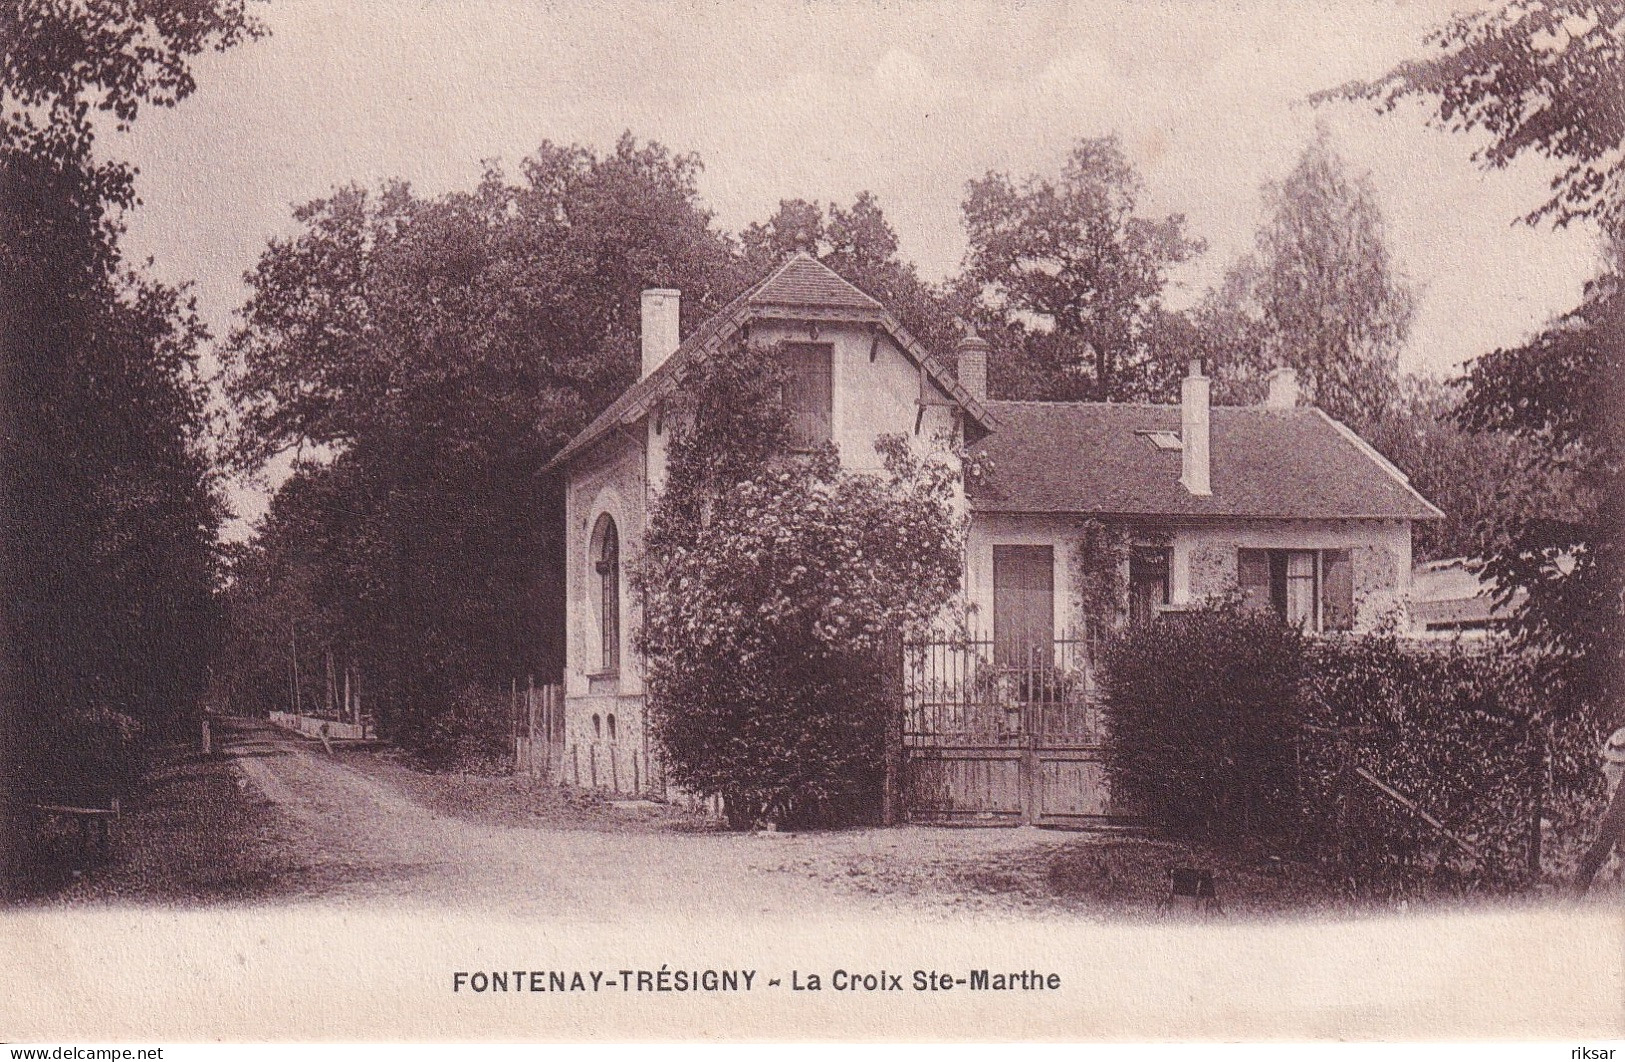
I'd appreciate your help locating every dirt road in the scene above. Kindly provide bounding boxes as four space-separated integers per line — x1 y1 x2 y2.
199 717 1095 918
35 718 1558 918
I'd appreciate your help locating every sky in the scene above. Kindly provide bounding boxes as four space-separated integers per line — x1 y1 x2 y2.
104 0 1606 530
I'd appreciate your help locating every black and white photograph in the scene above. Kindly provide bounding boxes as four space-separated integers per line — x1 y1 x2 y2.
2 0 1622 1044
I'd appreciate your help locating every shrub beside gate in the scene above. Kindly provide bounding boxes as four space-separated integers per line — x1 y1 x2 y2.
1100 607 1597 886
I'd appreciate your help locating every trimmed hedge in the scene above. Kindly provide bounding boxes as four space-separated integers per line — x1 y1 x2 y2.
1101 608 1306 841
1100 607 1595 884
1299 634 1541 880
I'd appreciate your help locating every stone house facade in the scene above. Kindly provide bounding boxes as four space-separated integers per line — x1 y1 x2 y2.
545 254 1441 792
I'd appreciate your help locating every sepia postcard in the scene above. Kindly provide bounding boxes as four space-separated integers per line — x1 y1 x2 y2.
3 0 1622 1044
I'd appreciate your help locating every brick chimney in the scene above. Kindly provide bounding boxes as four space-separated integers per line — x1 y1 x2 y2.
640 289 681 379
1265 366 1299 409
955 329 991 402
1181 359 1211 497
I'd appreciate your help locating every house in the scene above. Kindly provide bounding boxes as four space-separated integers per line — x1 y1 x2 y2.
1409 556 1527 638
965 366 1444 654
545 253 1442 794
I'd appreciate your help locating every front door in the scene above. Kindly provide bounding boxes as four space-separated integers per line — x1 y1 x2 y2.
993 545 1054 668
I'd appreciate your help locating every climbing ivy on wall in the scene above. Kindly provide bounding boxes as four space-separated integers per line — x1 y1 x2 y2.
1069 520 1132 635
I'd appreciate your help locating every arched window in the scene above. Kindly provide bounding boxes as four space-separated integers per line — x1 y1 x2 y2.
592 514 620 673
606 713 617 742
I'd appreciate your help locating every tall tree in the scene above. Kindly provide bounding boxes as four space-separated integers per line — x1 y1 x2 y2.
1326 0 1624 730
1361 375 1580 563
1319 0 1623 235
1457 276 1622 715
961 135 1204 401
3 0 259 886
221 136 742 742
1210 130 1415 429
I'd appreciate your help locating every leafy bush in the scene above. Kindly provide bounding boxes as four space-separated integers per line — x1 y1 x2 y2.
638 347 965 828
1298 634 1542 880
30 707 144 801
1100 605 1307 841
1102 605 1600 886
412 684 515 774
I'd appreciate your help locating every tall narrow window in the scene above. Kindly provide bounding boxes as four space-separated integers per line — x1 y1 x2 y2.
1322 550 1354 631
1238 549 1273 615
592 514 620 673
1128 546 1171 626
782 342 833 450
1283 550 1317 628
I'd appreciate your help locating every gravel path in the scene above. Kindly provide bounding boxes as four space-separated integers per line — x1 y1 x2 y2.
31 718 1579 918
219 718 1091 919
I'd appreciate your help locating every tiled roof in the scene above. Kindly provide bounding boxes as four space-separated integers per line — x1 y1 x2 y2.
546 253 991 470
969 400 1443 521
748 253 883 311
1410 558 1525 627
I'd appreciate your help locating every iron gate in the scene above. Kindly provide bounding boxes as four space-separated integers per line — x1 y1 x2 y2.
901 633 1116 826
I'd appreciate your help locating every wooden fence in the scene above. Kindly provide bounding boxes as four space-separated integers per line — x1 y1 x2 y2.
513 680 565 781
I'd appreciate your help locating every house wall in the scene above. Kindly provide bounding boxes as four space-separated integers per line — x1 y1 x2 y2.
643 319 961 499
561 430 649 780
965 512 1413 636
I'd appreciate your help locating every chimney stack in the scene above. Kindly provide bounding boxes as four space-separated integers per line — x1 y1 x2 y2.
1265 366 1299 409
641 289 681 379
1181 358 1211 497
955 329 991 403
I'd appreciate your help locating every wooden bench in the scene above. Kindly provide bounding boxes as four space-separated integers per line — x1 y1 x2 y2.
31 796 121 863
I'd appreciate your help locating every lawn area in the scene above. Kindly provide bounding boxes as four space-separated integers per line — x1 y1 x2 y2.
11 731 309 906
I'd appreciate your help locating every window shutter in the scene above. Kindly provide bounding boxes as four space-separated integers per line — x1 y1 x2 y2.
783 342 833 449
1238 549 1271 613
1322 550 1354 631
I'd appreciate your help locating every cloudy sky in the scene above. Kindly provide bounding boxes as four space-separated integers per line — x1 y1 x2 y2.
106 0 1603 523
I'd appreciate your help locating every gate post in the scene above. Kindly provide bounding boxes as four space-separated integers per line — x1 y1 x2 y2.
1021 738 1040 826
880 630 905 826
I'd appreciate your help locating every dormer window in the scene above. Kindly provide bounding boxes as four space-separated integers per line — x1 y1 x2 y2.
782 342 833 450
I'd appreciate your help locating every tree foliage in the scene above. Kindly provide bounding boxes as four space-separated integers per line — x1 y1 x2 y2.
638 347 965 826
961 135 1204 401
1207 131 1414 429
219 137 744 741
1361 375 1580 562
1319 0 1624 234
1456 275 1623 715
3 1 255 888
1331 0 1624 726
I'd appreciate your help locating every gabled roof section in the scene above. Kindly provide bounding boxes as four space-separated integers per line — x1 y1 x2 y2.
969 401 1444 521
748 252 883 312
546 252 992 470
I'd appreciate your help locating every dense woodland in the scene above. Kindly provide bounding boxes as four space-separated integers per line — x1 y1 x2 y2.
2 0 1619 830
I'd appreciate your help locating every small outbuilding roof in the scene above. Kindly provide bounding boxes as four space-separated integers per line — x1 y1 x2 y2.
969 400 1443 521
